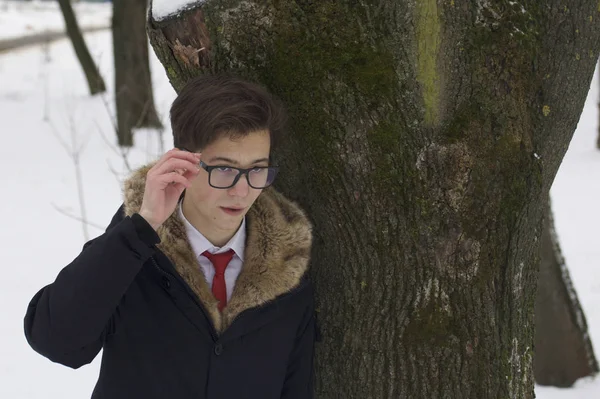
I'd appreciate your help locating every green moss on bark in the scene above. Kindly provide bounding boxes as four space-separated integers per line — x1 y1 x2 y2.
166 66 177 80
366 121 405 190
416 0 441 125
204 1 402 190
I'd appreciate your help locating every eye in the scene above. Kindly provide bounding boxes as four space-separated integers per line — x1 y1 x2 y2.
216 167 232 172
250 168 265 174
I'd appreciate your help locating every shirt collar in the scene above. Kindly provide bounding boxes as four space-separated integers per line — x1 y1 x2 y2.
178 204 246 261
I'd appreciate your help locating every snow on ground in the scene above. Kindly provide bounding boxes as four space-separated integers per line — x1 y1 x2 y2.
0 30 175 398
538 64 600 398
0 0 111 41
0 21 599 399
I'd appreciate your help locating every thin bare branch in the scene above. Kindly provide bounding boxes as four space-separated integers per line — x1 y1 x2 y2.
46 119 71 155
51 203 104 231
94 111 133 172
95 119 121 156
99 92 119 134
107 159 129 185
67 113 90 242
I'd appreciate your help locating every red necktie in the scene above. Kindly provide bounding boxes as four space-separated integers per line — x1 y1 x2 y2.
202 249 235 312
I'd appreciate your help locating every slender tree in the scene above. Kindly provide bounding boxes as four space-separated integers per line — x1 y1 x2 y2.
57 0 106 95
147 1 600 397
113 0 162 147
535 197 598 387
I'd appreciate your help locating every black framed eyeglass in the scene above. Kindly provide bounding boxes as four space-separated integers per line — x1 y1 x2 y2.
199 161 279 189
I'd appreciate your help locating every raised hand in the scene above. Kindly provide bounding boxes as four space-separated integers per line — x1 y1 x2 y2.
138 149 201 230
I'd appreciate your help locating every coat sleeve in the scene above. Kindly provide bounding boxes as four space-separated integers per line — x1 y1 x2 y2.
23 205 160 369
280 282 317 399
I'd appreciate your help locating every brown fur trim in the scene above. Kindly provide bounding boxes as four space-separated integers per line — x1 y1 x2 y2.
122 163 312 333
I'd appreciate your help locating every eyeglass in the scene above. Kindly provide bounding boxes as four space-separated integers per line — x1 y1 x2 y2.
199 161 279 189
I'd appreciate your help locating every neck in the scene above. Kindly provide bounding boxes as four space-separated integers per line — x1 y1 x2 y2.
181 196 239 247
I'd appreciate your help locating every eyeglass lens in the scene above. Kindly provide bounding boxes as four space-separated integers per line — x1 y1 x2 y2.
210 167 277 188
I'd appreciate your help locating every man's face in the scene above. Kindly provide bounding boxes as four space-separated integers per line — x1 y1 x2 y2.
183 129 271 237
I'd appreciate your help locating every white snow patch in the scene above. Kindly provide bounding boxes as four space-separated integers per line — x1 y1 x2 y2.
513 261 525 297
151 0 206 21
475 0 501 27
0 29 176 399
0 0 111 41
508 1 527 14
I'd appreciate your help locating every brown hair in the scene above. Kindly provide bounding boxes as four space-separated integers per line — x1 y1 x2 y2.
170 74 287 156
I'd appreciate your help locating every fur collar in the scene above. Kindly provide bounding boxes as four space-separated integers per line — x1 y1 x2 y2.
122 164 312 333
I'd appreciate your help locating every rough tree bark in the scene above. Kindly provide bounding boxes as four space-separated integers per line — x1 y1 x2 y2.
147 1 600 398
534 197 598 387
113 0 162 147
57 0 106 95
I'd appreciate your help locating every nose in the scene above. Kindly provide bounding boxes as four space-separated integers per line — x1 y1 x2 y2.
228 173 250 197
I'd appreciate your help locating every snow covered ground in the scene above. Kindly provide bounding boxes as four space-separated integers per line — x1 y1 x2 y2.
0 11 599 399
0 0 111 41
0 28 176 398
537 66 600 398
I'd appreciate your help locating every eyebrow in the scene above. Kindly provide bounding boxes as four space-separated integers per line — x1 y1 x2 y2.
208 156 270 166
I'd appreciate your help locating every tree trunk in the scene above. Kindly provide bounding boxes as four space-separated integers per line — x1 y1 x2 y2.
147 1 600 398
57 0 106 95
113 0 162 147
534 197 598 386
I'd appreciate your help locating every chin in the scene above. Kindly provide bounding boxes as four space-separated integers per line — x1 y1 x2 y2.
216 207 244 222
216 219 243 233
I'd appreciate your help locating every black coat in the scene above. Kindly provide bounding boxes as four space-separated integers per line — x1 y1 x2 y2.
24 165 316 399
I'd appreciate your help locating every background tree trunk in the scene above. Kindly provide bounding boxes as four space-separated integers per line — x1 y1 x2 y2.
57 0 105 95
113 0 162 147
147 1 600 398
534 197 599 386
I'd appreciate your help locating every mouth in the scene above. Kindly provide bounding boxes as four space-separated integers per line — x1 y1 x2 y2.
220 206 246 216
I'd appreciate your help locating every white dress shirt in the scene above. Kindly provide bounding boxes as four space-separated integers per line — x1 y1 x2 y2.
177 204 245 301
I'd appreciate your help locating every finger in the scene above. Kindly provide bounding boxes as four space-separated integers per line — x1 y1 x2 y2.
153 158 201 177
161 152 201 172
182 167 200 181
151 148 180 170
153 148 201 171
166 163 200 179
174 148 202 164
157 171 192 188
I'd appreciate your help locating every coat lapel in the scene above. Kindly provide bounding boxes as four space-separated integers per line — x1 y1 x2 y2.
122 164 312 333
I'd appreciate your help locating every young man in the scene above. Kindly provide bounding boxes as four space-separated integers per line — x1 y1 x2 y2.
24 75 316 399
